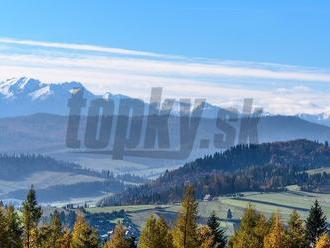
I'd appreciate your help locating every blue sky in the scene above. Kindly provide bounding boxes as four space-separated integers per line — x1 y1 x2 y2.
1 0 329 67
0 1 330 114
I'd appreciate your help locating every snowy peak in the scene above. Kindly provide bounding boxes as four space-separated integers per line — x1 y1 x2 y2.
0 77 96 117
0 77 260 119
0 77 88 101
0 77 44 97
51 81 84 91
298 112 330 127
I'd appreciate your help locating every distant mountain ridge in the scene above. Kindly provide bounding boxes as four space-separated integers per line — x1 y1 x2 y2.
0 77 217 118
0 113 330 174
298 113 330 127
1 77 330 127
2 77 330 176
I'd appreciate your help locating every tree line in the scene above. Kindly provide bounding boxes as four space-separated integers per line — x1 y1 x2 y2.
99 163 330 206
99 139 330 206
1 185 330 248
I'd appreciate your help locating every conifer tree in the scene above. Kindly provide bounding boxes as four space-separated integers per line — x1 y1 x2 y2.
30 212 63 248
305 200 328 246
29 226 41 248
104 223 131 248
157 217 174 248
229 204 269 248
59 228 72 248
227 209 233 220
264 214 287 248
207 211 227 248
71 213 99 248
128 236 137 248
198 226 214 248
5 205 23 248
255 213 271 245
139 215 174 248
0 206 8 246
172 185 200 248
316 234 330 248
30 224 52 248
22 185 42 248
139 215 158 248
286 210 307 248
49 210 63 248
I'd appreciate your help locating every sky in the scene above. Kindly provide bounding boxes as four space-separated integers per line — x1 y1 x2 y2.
0 0 329 114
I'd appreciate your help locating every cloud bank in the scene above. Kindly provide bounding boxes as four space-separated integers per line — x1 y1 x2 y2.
0 37 329 115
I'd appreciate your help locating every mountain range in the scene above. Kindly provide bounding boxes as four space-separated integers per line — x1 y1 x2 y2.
2 77 330 203
1 77 330 176
0 77 92 117
1 77 330 124
0 77 229 118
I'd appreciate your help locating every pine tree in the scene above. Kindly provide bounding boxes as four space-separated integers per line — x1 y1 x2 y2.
207 211 227 248
156 217 174 248
255 213 271 245
29 226 41 248
264 214 287 248
104 223 131 248
139 215 174 248
316 234 330 248
32 211 63 248
5 205 23 248
0 206 8 246
227 209 233 220
127 236 137 248
49 210 63 248
229 204 270 248
71 213 99 248
22 185 42 248
172 185 200 248
30 224 52 248
59 228 72 248
286 210 307 248
198 225 214 248
305 200 328 246
139 215 158 248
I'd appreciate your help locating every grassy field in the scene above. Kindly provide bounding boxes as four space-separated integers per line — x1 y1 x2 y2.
88 204 171 214
194 188 330 222
0 171 103 195
87 186 330 236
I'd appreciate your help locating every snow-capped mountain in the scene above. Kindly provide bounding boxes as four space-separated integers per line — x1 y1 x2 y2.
298 113 330 127
0 77 236 118
0 77 97 117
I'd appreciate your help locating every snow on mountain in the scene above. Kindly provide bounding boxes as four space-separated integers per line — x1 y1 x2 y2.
0 77 153 117
0 77 223 117
0 77 44 98
298 113 330 127
0 77 268 119
0 77 86 100
0 77 96 117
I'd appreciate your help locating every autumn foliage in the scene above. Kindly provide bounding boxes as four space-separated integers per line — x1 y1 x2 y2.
0 186 328 248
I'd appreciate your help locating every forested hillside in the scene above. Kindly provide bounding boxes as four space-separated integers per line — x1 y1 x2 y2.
99 139 330 206
0 154 92 180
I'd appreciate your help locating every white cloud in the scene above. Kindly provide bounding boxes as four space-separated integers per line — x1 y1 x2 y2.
0 37 329 115
0 37 168 58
